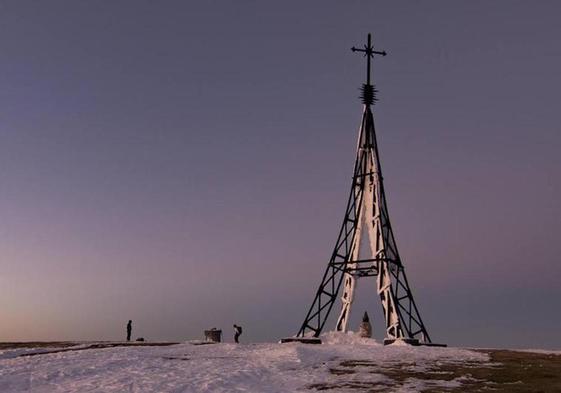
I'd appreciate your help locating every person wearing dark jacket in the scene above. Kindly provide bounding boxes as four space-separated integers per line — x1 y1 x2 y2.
233 324 242 343
126 320 132 342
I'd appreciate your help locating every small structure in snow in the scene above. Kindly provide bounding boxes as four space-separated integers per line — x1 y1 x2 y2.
204 328 222 343
358 311 372 338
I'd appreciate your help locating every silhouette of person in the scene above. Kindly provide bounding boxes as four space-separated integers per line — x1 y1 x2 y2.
126 320 132 342
233 324 242 343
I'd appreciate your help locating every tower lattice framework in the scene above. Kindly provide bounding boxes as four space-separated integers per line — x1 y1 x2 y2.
296 34 432 345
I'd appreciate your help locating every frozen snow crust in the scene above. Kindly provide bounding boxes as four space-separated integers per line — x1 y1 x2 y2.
0 332 488 392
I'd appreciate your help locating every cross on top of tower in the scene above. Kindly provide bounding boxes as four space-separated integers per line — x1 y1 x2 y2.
351 33 387 106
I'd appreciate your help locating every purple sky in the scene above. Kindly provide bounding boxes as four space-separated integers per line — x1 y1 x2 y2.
1 1 560 348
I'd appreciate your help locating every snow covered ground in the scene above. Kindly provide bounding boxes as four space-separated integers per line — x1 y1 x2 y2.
0 333 490 392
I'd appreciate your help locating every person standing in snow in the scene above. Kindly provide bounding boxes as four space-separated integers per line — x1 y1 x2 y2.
233 324 242 343
126 320 132 342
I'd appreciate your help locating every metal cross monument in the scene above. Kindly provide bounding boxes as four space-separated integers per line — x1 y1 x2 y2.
285 34 441 346
351 33 386 87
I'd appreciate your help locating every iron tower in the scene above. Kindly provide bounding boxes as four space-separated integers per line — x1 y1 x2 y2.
294 34 435 345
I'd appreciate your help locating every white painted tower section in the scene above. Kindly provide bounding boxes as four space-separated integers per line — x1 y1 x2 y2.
335 107 403 340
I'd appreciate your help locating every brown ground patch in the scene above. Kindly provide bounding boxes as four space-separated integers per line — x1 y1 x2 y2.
22 342 180 357
308 350 561 392
0 342 180 357
0 342 80 350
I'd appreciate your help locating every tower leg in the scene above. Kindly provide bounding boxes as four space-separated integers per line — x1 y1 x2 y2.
336 146 376 334
335 273 356 332
335 202 364 333
377 260 403 340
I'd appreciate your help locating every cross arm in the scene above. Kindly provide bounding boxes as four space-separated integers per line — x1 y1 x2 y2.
351 47 387 57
